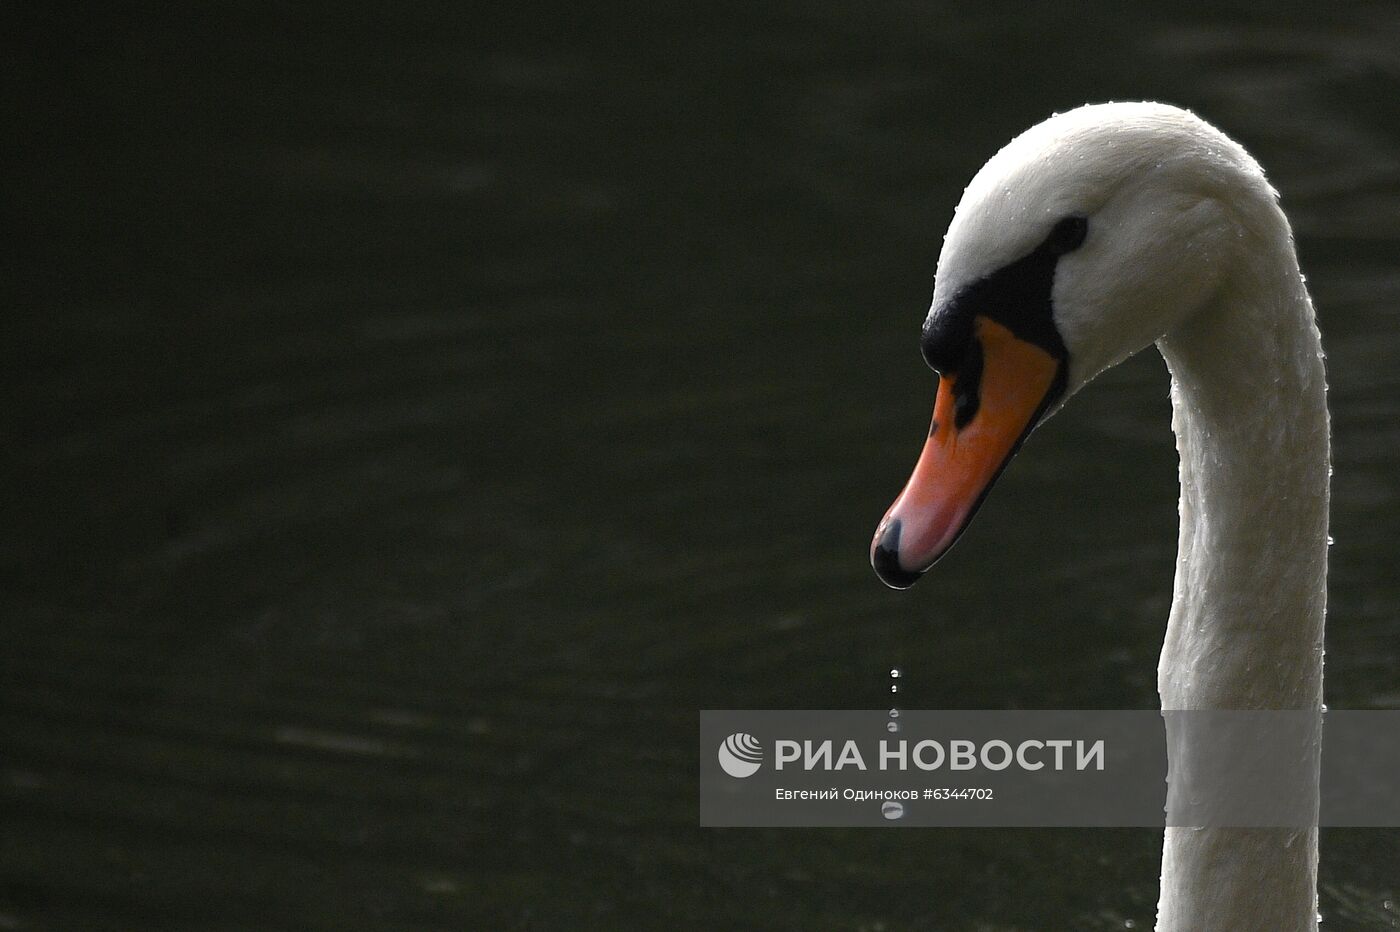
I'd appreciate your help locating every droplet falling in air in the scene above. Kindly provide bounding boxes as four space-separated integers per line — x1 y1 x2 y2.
889 668 902 678
888 708 900 718
881 800 905 820
890 684 899 693
887 720 900 733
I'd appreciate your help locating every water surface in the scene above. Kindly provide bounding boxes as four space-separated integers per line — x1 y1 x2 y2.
6 2 1400 928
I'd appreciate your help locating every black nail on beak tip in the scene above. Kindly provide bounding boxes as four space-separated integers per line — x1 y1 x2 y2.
871 518 923 590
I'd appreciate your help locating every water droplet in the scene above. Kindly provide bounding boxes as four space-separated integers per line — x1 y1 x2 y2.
887 721 900 733
888 708 900 718
1383 899 1393 911
881 800 905 820
890 684 899 693
1125 921 1137 929
889 668 902 678
1327 536 1335 546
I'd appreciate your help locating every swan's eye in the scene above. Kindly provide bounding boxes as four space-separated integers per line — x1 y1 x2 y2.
1045 215 1088 255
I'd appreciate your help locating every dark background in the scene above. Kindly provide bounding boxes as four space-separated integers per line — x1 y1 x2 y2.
6 2 1400 929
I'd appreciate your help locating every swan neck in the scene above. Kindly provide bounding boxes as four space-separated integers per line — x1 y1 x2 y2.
1156 245 1329 712
1152 222 1329 932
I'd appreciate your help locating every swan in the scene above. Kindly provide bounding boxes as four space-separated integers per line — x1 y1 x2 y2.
869 102 1329 931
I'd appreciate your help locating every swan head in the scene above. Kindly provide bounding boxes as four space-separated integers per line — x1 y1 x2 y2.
872 102 1274 589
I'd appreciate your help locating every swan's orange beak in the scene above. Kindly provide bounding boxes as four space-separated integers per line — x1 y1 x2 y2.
871 316 1064 589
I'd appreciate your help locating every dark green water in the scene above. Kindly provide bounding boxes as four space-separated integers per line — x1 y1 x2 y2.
6 2 1400 929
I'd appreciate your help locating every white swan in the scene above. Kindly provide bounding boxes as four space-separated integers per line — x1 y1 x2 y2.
870 102 1329 931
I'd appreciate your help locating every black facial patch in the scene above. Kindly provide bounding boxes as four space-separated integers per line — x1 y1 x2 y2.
919 216 1085 423
952 335 984 429
1045 215 1089 255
